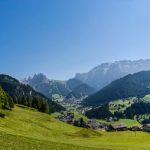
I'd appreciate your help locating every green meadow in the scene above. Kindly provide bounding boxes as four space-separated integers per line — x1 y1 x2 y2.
0 105 150 150
98 119 140 128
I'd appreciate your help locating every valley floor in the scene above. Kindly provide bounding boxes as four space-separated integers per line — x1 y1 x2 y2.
0 106 150 150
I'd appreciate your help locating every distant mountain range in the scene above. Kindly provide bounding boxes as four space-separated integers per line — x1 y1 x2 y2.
23 73 95 100
83 71 150 106
23 59 150 102
75 59 150 90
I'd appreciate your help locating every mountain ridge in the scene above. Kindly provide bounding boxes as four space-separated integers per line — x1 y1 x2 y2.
75 59 150 90
23 73 95 100
0 74 65 113
83 70 150 106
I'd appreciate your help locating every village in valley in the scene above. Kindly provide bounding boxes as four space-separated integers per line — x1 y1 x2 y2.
51 94 150 133
55 111 150 132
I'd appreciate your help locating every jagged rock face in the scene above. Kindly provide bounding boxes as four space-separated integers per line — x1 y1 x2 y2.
23 73 71 98
23 73 49 87
23 74 95 99
75 59 150 90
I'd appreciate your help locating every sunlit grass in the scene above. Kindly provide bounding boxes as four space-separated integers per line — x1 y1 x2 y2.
0 106 150 150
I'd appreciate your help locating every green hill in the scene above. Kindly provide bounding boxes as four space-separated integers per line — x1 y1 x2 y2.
1 105 150 150
85 97 150 123
83 71 150 106
0 74 65 113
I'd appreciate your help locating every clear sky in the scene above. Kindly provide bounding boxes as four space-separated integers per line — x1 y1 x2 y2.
1 0 150 80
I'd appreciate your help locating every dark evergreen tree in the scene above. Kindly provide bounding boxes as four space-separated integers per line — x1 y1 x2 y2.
21 96 28 106
41 101 49 113
32 97 41 110
79 117 85 127
12 95 18 104
8 96 14 108
73 120 80 127
26 96 32 107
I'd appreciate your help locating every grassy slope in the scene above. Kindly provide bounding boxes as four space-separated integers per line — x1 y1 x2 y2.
52 111 89 122
74 112 89 122
98 119 140 128
109 99 134 114
0 106 150 150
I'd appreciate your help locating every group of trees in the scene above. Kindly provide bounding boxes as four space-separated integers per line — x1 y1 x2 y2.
0 86 14 110
124 101 150 123
0 85 49 113
85 104 113 119
85 101 150 124
14 95 49 113
0 74 65 114
73 117 85 127
0 87 49 113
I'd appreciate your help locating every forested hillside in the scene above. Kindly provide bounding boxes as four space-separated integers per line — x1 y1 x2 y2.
66 84 95 99
0 86 14 110
85 97 150 124
83 71 150 106
0 74 65 113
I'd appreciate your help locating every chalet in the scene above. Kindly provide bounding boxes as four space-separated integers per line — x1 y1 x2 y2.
88 119 97 123
58 114 73 123
98 123 110 131
110 123 128 131
142 124 150 132
86 119 100 130
129 126 141 131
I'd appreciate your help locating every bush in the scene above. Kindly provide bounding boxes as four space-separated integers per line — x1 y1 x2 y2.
0 112 5 118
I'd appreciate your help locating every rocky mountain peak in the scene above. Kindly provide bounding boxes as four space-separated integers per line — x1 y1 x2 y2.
75 59 150 90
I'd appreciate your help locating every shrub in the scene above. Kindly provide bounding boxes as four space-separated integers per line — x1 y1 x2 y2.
0 112 5 118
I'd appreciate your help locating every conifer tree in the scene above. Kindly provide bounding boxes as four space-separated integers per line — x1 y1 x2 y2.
22 96 28 106
8 96 14 108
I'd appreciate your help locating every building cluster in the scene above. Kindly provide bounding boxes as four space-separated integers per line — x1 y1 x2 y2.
56 111 150 132
85 120 142 132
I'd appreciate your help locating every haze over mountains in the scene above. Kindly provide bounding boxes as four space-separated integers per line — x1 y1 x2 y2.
23 74 95 100
23 59 150 101
75 59 150 90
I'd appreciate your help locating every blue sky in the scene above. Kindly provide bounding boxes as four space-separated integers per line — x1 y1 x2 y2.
1 0 150 80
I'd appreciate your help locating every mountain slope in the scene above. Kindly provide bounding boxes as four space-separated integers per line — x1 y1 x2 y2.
0 74 47 100
75 59 150 90
0 106 100 150
23 73 71 98
83 71 150 106
23 74 95 100
0 74 65 113
66 78 85 90
66 84 96 100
